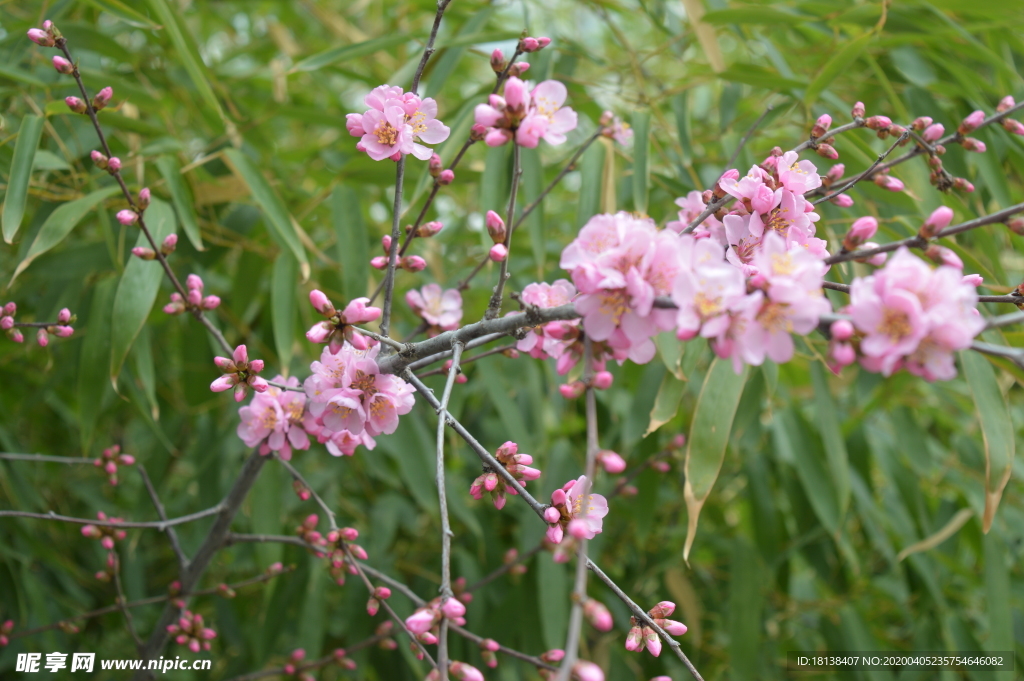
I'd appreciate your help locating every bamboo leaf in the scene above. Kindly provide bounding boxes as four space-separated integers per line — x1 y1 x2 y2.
576 141 605 228
804 31 875 106
79 0 162 29
331 186 369 300
632 108 651 215
110 199 176 386
156 156 204 251
290 35 410 73
78 277 117 452
223 149 310 281
9 186 121 285
2 115 45 243
645 373 686 437
960 350 1015 532
896 508 973 562
773 409 841 534
810 363 851 521
983 529 1013 678
683 359 749 562
272 253 298 373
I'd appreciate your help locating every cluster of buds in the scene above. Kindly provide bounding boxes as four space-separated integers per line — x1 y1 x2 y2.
374 620 398 652
66 86 113 115
424 661 485 681
997 96 1024 135
281 649 314 681
469 441 541 509
624 601 688 657
489 48 530 78
167 581 185 609
210 344 268 402
405 219 444 238
1 302 23 343
292 479 312 501
81 512 126 581
520 36 551 53
537 652 605 681
306 290 381 352
321 524 366 586
166 610 217 653
90 150 122 174
27 21 60 47
428 153 455 185
828 319 857 373
92 444 135 485
164 274 220 315
405 596 467 646
439 359 468 384
365 585 392 616
500 548 529 578
558 369 614 399
370 236 427 272
485 211 509 262
863 112 908 143
478 638 501 668
954 111 988 152
808 114 839 160
38 307 76 347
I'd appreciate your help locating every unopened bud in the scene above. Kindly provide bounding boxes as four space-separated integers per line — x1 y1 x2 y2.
1005 217 1024 235
161 233 177 255
920 206 954 239
488 244 508 262
490 48 505 73
438 169 454 185
28 28 55 47
843 216 877 250
138 187 151 209
418 220 443 238
961 137 986 153
912 116 933 131
952 177 975 193
811 113 832 138
52 56 74 74
1002 119 1024 136
864 115 891 131
132 247 157 260
116 210 138 226
485 210 507 243
107 157 121 173
922 123 944 142
401 255 426 272
37 329 49 347
851 101 865 118
815 143 838 160
57 307 71 324
90 150 109 169
958 109 985 134
998 96 1016 113
65 96 87 114
92 86 113 111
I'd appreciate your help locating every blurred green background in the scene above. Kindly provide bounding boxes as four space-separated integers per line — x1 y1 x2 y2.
1 0 1023 679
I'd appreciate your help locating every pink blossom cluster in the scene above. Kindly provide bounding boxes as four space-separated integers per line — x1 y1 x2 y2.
515 279 579 364
0 301 23 343
543 475 609 544
81 512 126 582
370 235 427 272
236 376 311 460
837 247 984 380
303 343 415 456
561 212 682 364
600 110 634 146
166 610 217 653
93 444 135 485
164 274 220 314
2 303 74 346
474 76 578 148
404 595 467 646
346 85 450 161
624 601 687 658
406 283 463 335
468 441 541 509
210 344 268 402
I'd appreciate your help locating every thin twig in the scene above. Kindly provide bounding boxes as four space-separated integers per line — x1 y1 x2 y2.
352 325 409 351
112 555 144 651
274 454 338 532
812 130 910 206
416 343 516 378
725 104 774 171
138 466 188 572
465 543 544 593
0 505 223 529
379 156 407 340
485 143 523 319
223 635 386 681
0 452 95 464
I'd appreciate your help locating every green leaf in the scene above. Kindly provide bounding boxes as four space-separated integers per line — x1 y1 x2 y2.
0 65 47 87
79 0 162 28
519 147 546 276
131 325 159 420
983 530 1013 680
290 35 410 73
224 149 310 281
155 156 203 251
645 373 686 437
110 199 176 386
804 31 875 106
683 359 748 562
810 363 851 522
2 115 45 243
632 108 651 215
672 92 693 165
331 186 369 300
896 508 973 562
272 253 298 373
960 350 1015 532
703 7 807 24
9 185 121 285
537 558 570 650
655 331 686 380
425 8 495 98
145 0 233 134
773 409 841 535
727 539 764 681
576 141 606 228
78 277 117 452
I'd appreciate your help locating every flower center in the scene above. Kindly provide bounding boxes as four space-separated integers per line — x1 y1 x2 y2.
597 292 628 325
375 122 398 146
351 370 378 396
757 301 791 332
879 308 911 340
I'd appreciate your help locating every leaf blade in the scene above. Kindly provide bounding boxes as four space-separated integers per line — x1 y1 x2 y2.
272 253 298 373
290 35 410 73
156 156 204 251
804 31 875 106
2 115 45 243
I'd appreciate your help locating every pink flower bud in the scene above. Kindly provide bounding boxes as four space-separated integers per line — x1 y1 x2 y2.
161 233 177 254
52 56 73 74
54 325 74 338
953 177 975 193
998 96 1016 112
873 175 904 192
119 455 135 465
843 216 877 250
405 609 437 635
661 619 688 636
521 37 540 52
374 586 391 600
811 113 832 138
830 319 854 341
28 28 55 46
513 61 530 74
598 450 626 474
583 599 613 631
210 375 237 393
959 109 985 133
438 169 455 185
961 137 986 153
504 77 528 110
544 507 561 523
592 371 613 389
441 597 466 619
912 116 933 131
92 86 113 111
401 255 427 272
187 289 203 307
625 625 643 651
10 330 23 343
36 329 49 347
851 101 865 118
65 96 87 114
921 123 944 142
831 342 855 367
116 209 137 226
815 143 838 160
429 152 443 176
0 317 12 330
920 206 954 239
340 527 359 541
1002 119 1024 135
381 234 392 253
132 247 156 260
572 661 605 681
643 627 661 657
366 597 380 616
488 244 508 262
485 210 507 243
858 242 887 266
3 302 15 316
138 187 151 209
418 220 443 237
830 194 854 208
559 381 584 399
309 289 334 316
370 255 388 270
57 307 71 324
105 157 122 173
187 273 204 291
864 115 891 131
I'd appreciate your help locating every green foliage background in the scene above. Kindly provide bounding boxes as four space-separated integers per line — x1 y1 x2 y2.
1 0 1023 679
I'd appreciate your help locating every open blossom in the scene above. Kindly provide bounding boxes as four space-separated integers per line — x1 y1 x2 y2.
544 475 609 544
237 376 311 460
406 284 462 334
672 236 746 342
515 279 579 360
469 441 541 509
847 247 983 380
347 85 450 161
474 77 578 148
666 191 721 235
562 213 682 364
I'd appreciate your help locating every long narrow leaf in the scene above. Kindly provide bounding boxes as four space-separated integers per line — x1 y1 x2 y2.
2 115 45 243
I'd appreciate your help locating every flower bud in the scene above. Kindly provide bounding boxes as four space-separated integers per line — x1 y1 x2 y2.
912 116 933 131
832 342 856 367
37 329 49 347
490 48 505 73
0 317 12 331
922 123 944 142
65 96 87 114
961 137 986 153
418 220 443 238
843 216 877 250
441 597 466 619
997 96 1016 113
958 109 985 134
592 370 613 390
583 599 613 631
558 380 585 399
598 449 626 474
811 114 832 138
952 177 974 193
107 157 122 173
830 319 854 341
1005 217 1024 235
643 627 662 657
132 246 157 260
90 150 109 169
309 290 334 316
116 210 138 226
864 115 891 131
488 244 508 262
92 86 113 111
401 255 427 272
521 37 540 52
429 152 443 177
851 101 865 118
28 28 55 47
815 143 838 160
56 307 71 324
543 506 561 523
511 61 530 76
438 169 455 185
138 187 151 209
485 210 507 243
572 661 604 681
1002 119 1024 135
52 56 74 74
920 206 954 239
873 175 904 192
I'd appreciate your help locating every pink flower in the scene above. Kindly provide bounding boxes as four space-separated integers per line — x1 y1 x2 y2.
406 284 462 332
776 151 822 194
545 476 608 544
515 279 579 360
666 190 718 234
348 85 450 161
359 105 413 161
474 78 577 148
671 236 746 341
405 608 438 635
